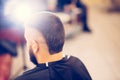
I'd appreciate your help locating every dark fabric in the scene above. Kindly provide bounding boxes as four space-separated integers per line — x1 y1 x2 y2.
0 39 17 56
56 0 72 11
15 56 92 80
56 0 85 12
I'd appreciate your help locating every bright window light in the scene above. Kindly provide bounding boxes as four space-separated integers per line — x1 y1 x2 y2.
5 0 48 23
13 3 32 22
5 1 33 23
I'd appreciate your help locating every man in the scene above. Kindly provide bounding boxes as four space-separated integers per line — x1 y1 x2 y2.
15 12 92 80
56 0 91 32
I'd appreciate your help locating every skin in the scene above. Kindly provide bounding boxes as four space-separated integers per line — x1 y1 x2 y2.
25 27 63 64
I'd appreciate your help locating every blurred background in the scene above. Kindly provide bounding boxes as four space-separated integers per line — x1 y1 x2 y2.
0 0 120 80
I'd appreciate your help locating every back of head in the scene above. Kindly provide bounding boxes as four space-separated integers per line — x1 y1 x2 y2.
25 12 65 54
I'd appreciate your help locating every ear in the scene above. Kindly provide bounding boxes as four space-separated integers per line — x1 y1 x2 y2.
31 41 39 54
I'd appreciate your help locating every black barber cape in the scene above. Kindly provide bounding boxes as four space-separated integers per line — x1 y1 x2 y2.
15 56 92 80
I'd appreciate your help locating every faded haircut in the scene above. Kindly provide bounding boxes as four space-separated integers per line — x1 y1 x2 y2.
25 12 65 54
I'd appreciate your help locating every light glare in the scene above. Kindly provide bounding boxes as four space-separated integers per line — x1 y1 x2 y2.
5 1 32 23
13 4 32 22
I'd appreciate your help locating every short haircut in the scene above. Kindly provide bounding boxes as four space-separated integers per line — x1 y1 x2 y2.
26 12 65 54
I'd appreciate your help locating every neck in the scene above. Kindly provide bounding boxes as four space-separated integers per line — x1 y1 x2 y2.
36 51 63 64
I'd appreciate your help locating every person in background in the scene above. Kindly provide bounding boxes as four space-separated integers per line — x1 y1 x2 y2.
56 0 91 32
0 40 17 80
15 12 92 80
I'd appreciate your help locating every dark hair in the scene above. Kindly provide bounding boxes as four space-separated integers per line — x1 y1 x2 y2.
27 12 65 54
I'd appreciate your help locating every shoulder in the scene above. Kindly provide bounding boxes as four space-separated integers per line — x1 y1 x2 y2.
68 56 92 80
68 55 88 71
68 55 83 65
66 55 86 71
15 67 38 80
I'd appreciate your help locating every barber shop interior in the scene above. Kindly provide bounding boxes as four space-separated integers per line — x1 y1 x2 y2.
0 0 120 80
